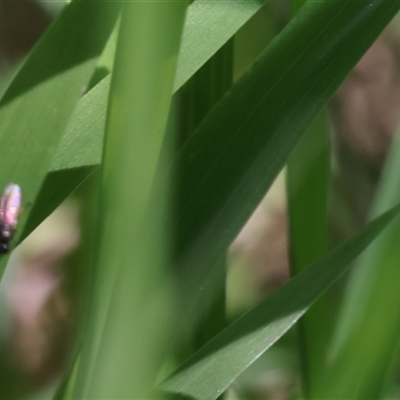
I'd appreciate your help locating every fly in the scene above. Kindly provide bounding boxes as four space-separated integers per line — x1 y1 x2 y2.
0 183 21 254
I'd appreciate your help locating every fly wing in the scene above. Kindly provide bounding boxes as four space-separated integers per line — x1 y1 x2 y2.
0 187 7 224
1 184 21 229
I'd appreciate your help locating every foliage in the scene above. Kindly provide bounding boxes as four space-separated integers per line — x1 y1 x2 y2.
1 0 400 399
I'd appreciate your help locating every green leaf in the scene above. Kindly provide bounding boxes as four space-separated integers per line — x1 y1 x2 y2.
20 0 265 241
320 130 400 398
34 0 400 327
178 40 234 357
287 110 330 396
173 0 262 91
173 0 400 313
285 9 330 397
21 167 95 242
72 2 188 399
49 0 263 170
0 0 120 274
160 203 400 400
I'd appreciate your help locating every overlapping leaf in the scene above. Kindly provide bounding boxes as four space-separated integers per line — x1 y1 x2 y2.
172 0 400 313
160 203 400 400
0 1 120 274
21 0 264 240
320 127 400 399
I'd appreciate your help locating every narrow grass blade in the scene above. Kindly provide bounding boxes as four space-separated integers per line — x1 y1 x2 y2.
160 203 400 400
287 110 329 397
285 1 330 396
320 129 400 398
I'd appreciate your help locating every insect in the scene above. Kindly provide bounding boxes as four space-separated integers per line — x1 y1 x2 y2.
0 183 21 254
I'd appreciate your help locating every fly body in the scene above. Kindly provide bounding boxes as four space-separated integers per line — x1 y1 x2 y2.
0 183 21 253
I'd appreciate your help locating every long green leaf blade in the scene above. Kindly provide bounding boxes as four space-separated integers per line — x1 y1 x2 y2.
174 0 261 91
320 129 400 398
29 0 400 326
287 109 330 397
285 5 330 397
51 0 263 172
160 203 400 400
19 0 264 242
0 1 120 275
173 0 400 312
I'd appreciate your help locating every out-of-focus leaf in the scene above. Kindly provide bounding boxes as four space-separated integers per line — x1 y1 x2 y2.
72 2 188 399
287 110 329 397
320 128 400 399
285 6 329 398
